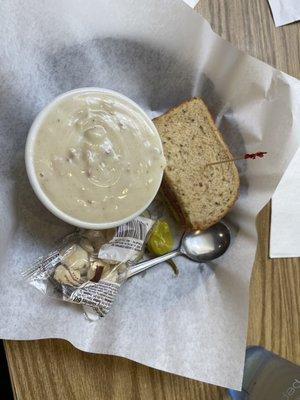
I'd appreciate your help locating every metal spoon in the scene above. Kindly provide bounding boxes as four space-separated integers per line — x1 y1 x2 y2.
128 222 231 278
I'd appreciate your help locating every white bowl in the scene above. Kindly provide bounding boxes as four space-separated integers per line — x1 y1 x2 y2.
25 87 164 229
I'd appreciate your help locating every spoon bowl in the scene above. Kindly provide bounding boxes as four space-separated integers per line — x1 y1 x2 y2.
181 223 231 262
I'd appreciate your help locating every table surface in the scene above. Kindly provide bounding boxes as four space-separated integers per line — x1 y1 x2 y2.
4 1 300 399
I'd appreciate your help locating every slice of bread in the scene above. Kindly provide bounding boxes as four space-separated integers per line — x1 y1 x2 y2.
153 98 239 230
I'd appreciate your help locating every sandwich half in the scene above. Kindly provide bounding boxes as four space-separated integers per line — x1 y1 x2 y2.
153 98 239 230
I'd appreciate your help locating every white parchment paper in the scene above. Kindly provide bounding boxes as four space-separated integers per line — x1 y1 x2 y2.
270 148 300 257
183 0 199 7
0 0 300 390
268 0 300 27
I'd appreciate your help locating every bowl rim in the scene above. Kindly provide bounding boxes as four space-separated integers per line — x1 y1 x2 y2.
25 87 164 229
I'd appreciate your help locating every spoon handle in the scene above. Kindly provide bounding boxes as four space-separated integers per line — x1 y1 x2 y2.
127 249 181 278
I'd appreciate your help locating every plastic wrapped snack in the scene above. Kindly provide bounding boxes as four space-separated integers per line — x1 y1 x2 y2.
23 216 154 318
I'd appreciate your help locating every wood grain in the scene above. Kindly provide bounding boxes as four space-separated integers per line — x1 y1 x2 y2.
4 340 226 400
4 1 300 399
198 0 300 79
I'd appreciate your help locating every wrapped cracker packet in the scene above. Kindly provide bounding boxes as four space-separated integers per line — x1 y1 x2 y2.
23 216 154 318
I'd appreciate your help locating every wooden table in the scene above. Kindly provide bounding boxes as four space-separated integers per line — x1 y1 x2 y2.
4 1 300 399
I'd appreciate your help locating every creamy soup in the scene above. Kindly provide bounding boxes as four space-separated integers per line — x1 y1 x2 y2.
34 91 165 223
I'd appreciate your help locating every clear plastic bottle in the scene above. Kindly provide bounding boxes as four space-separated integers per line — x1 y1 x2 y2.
227 346 300 399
